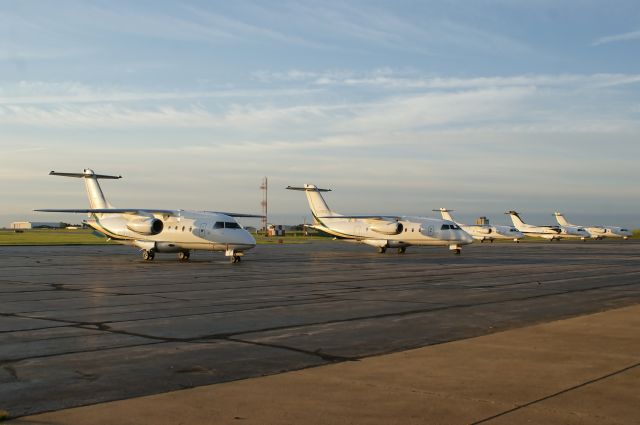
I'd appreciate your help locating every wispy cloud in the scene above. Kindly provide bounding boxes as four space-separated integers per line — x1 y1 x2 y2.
592 29 640 46
1 72 638 136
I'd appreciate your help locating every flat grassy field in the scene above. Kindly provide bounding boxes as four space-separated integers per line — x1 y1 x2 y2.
0 229 113 245
0 229 331 246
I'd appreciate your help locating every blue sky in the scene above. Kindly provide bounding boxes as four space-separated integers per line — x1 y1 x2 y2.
1 0 639 228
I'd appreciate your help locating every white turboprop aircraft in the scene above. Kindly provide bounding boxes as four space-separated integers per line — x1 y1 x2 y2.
554 212 631 240
287 185 473 254
507 210 563 241
36 169 258 263
436 209 524 243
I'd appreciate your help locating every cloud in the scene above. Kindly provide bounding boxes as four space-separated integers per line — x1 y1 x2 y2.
593 29 640 46
0 81 317 105
1 72 639 136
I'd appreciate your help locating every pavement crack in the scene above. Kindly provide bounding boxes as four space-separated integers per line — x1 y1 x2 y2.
223 336 356 362
471 361 640 424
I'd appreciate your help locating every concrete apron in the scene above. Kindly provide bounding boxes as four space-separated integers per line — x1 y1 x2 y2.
9 304 640 425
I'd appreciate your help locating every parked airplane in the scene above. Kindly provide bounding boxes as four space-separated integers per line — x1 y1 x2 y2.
35 169 259 263
287 184 473 254
554 212 631 240
542 212 591 241
435 209 524 242
507 210 563 240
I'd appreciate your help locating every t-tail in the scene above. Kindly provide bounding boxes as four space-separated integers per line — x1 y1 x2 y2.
553 212 573 227
49 169 121 209
506 210 527 227
286 184 338 219
435 208 455 222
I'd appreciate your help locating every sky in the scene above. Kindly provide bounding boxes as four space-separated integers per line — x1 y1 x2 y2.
1 0 639 228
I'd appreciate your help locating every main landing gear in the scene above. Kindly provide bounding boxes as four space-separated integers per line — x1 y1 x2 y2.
142 249 155 261
177 251 190 261
398 247 407 254
378 247 387 254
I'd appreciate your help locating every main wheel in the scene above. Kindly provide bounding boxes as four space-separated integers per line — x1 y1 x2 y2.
231 255 242 263
454 248 461 255
398 247 406 254
142 250 155 261
177 251 190 261
378 247 387 254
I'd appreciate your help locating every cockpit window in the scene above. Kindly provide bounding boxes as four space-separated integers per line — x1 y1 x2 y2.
213 222 224 229
510 228 517 232
441 224 450 230
621 228 628 232
225 222 241 229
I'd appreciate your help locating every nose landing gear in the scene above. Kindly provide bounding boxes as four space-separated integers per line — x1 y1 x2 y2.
142 249 155 261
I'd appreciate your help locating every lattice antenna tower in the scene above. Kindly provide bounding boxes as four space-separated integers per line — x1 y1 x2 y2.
260 177 268 232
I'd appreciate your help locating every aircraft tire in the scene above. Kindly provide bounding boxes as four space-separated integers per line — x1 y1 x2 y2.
398 247 406 254
178 251 190 261
454 248 461 255
142 250 155 261
378 247 386 254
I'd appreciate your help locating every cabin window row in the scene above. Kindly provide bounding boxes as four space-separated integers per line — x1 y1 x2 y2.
165 222 240 232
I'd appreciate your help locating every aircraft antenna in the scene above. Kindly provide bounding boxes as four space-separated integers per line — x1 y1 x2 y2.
260 177 268 233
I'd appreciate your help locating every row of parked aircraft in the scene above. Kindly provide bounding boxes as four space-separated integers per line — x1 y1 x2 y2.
36 170 632 262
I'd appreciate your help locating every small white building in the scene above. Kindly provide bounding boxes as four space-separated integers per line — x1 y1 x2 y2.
267 224 286 236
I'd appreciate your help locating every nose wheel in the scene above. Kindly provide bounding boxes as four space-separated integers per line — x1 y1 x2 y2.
231 254 242 263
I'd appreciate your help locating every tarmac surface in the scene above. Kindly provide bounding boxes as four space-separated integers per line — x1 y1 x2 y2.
1 240 640 418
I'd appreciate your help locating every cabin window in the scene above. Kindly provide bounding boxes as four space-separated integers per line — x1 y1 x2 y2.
411 228 414 232
214 222 224 229
189 227 192 232
182 226 185 232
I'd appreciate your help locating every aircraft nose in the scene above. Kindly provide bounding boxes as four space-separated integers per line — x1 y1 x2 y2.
458 230 473 244
242 230 257 247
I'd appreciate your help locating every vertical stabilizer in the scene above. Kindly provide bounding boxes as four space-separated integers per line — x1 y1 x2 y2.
554 212 572 226
49 169 121 209
436 208 455 222
286 184 336 217
507 210 526 228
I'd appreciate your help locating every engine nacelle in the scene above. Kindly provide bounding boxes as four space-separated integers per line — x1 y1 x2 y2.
126 217 163 235
475 227 492 235
370 221 403 235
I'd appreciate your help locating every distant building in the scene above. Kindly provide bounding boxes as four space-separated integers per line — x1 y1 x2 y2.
10 221 64 229
267 224 286 236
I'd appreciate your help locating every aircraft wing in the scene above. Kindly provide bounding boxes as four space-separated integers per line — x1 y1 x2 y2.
35 208 178 215
318 215 401 221
203 211 265 218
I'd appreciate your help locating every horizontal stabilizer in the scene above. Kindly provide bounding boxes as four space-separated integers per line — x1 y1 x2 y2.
35 208 176 215
318 215 401 220
286 186 331 192
50 171 122 179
